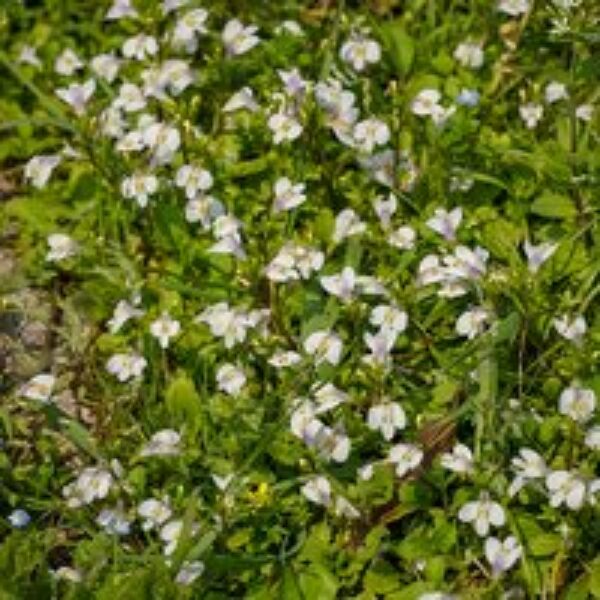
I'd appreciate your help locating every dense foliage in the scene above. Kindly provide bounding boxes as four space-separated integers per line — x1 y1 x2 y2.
1 0 600 598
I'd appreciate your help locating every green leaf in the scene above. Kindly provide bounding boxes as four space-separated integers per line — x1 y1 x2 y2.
528 534 563 558
589 557 600 597
431 378 460 407
60 419 100 459
564 575 591 600
530 191 577 219
380 21 415 76
165 373 202 428
494 312 521 345
364 560 400 594
298 564 338 600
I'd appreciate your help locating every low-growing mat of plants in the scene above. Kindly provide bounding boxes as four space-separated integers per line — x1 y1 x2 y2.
1 0 599 598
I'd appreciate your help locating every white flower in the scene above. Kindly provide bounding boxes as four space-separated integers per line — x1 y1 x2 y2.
512 448 547 479
54 49 83 76
223 87 259 113
411 89 442 117
334 496 360 519
419 593 457 600
216 363 246 396
585 426 600 450
185 195 224 227
160 520 183 556
91 53 121 83
485 536 522 576
176 561 205 585
363 330 395 368
358 463 375 481
161 59 195 95
388 443 423 477
8 509 31 528
173 9 208 51
273 177 306 213
311 423 351 463
290 400 318 440
440 444 474 474
277 20 304 36
138 498 172 530
320 267 356 302
141 429 181 457
209 214 246 260
430 104 456 127
312 383 348 414
143 122 181 165
46 233 78 262
370 305 408 335
97 507 131 536
545 81 569 104
388 226 416 250
150 313 181 349
519 103 544 129
456 307 490 339
106 352 147 382
222 19 260 56
575 104 593 122
121 172 158 207
552 0 583 9
175 164 213 199
301 476 331 506
55 79 96 115
18 45 41 68
114 83 146 112
498 0 530 16
62 467 113 507
353 118 390 153
373 194 397 229
107 300 144 334
456 88 480 107
554 315 587 344
546 470 586 510
268 112 302 144
367 402 406 441
212 473 234 491
278 68 307 98
195 302 251 348
523 240 557 273
339 36 381 71
304 330 343 366
19 373 55 402
164 0 190 15
333 208 366 243
122 34 158 60
508 447 547 496
453 43 484 69
587 479 600 506
559 384 596 423
292 245 325 279
268 350 302 368
101 107 127 139
426 207 463 241
106 0 138 20
458 493 505 537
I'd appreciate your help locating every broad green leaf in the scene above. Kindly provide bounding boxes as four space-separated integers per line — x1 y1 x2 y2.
380 22 415 76
530 191 577 219
165 373 202 427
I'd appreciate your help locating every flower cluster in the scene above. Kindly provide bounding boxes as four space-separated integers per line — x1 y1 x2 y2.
5 0 599 596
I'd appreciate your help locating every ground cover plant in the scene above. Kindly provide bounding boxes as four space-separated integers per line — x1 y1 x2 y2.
1 0 599 597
